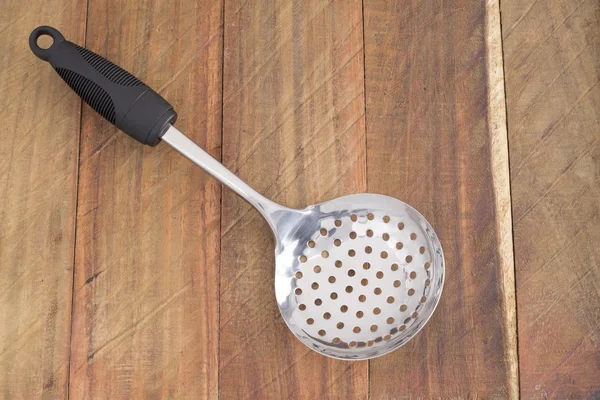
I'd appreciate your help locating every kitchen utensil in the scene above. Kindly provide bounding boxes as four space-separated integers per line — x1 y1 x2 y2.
29 26 444 360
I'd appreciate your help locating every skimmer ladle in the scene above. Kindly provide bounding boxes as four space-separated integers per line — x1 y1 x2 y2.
29 26 445 360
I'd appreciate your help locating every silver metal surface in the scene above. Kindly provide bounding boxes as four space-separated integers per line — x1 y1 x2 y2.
162 125 445 360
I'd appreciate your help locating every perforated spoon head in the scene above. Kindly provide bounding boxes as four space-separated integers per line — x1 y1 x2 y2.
273 194 444 360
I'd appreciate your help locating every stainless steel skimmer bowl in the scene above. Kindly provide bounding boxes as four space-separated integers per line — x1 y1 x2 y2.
164 127 445 360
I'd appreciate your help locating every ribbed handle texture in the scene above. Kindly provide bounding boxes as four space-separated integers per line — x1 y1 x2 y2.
29 26 177 146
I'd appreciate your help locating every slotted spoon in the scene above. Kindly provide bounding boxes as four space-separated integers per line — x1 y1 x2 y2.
29 26 444 360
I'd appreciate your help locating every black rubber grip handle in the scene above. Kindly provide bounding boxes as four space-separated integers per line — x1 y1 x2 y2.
29 26 177 146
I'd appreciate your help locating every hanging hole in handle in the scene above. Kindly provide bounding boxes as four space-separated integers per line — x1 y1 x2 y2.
37 35 54 49
29 26 66 61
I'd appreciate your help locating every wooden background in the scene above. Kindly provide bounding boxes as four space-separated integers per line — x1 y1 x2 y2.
0 0 597 398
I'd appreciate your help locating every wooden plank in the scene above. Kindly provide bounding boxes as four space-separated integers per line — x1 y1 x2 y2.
219 0 368 398
0 1 86 398
364 0 518 397
502 0 600 397
68 1 223 398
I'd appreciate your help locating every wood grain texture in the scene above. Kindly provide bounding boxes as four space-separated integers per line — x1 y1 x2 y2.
68 1 223 398
6 0 600 396
0 0 86 398
502 0 600 397
364 0 518 397
219 0 367 398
